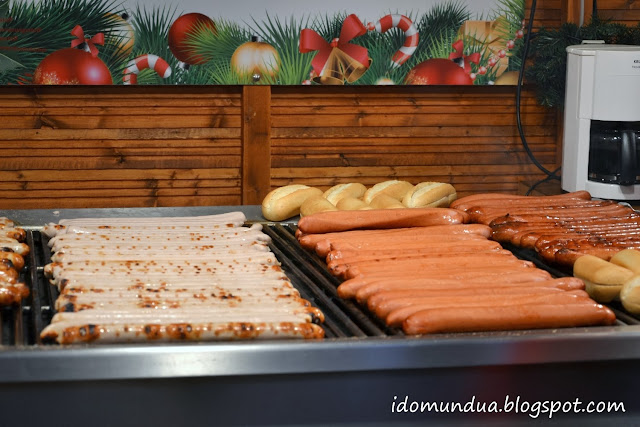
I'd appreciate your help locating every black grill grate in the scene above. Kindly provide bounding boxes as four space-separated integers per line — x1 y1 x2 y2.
4 225 640 346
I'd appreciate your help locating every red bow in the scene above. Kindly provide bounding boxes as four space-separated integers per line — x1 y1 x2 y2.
449 40 480 74
299 14 368 77
70 25 104 57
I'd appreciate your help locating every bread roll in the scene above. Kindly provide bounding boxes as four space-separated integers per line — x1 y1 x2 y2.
402 182 457 208
369 194 406 209
261 185 323 221
363 180 414 204
336 197 371 211
300 195 338 217
620 275 640 314
323 183 367 206
610 249 640 274
573 254 635 302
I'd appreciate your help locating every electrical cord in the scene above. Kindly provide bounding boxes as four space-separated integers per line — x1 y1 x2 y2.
516 0 562 197
525 167 562 195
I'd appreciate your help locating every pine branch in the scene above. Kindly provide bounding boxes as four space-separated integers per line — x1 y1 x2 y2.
0 0 127 84
249 13 313 85
527 18 640 108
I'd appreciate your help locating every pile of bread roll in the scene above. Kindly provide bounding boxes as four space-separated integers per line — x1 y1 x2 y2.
574 249 640 314
261 180 457 221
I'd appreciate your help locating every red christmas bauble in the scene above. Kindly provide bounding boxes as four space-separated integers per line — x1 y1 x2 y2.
168 13 217 65
404 58 473 85
33 48 112 85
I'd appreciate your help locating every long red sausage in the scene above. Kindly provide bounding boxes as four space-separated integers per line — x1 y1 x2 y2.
338 268 554 299
343 257 534 280
346 270 555 302
385 291 591 327
450 191 591 211
367 278 586 313
315 236 496 258
403 302 616 335
297 208 467 234
298 223 492 249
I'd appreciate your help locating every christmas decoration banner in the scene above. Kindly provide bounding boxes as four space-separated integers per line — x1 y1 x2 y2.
0 0 526 86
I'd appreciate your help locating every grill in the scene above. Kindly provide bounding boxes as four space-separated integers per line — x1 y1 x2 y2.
1 208 640 426
6 223 639 346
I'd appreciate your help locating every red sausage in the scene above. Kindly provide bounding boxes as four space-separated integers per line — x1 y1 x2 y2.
402 302 616 335
385 291 591 327
297 208 467 234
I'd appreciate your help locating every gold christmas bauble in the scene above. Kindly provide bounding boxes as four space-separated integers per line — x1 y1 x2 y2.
106 13 135 56
231 36 280 81
494 71 520 85
375 77 395 85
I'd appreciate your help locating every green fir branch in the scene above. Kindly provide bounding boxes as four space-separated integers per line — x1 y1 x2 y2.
0 0 127 84
527 18 640 108
249 13 313 85
186 18 250 73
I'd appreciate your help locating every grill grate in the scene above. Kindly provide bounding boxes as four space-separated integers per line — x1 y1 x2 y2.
4 225 640 346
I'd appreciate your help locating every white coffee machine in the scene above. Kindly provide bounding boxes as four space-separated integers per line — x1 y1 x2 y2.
562 44 640 200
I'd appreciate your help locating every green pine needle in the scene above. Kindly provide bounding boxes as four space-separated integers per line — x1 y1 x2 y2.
249 13 313 85
0 0 127 84
527 18 640 108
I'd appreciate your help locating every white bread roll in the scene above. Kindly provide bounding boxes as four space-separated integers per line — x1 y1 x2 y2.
621 275 640 314
610 249 640 274
573 254 635 302
363 180 414 204
261 185 323 221
336 197 371 211
369 193 406 209
323 183 367 206
300 195 338 217
402 182 457 208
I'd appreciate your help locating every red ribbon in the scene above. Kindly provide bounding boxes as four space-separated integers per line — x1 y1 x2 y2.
299 14 368 77
70 25 104 57
449 40 480 74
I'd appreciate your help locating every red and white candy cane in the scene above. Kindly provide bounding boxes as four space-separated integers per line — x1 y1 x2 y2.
122 54 172 84
367 14 419 67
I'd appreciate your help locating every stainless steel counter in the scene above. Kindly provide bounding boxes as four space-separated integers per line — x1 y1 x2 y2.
0 206 638 426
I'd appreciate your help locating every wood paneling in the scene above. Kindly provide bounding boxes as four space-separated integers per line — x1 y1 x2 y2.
241 85 271 205
566 0 640 25
270 86 556 198
0 84 560 209
0 86 243 209
10 0 636 210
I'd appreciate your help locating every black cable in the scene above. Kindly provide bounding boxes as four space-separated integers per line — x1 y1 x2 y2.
516 0 562 180
526 167 562 195
593 0 598 19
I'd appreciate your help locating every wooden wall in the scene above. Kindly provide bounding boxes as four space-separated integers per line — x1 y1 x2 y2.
0 84 556 209
0 0 612 211
566 0 640 25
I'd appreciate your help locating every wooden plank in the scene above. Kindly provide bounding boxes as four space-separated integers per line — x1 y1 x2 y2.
1 139 241 149
0 156 241 170
272 152 557 168
271 136 556 146
0 147 241 157
271 113 554 128
272 144 557 155
241 85 271 205
0 179 242 191
0 106 241 116
272 126 556 138
272 164 551 178
0 128 241 141
0 187 240 199
0 195 241 210
0 168 239 181
271 105 549 115
0 115 241 129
